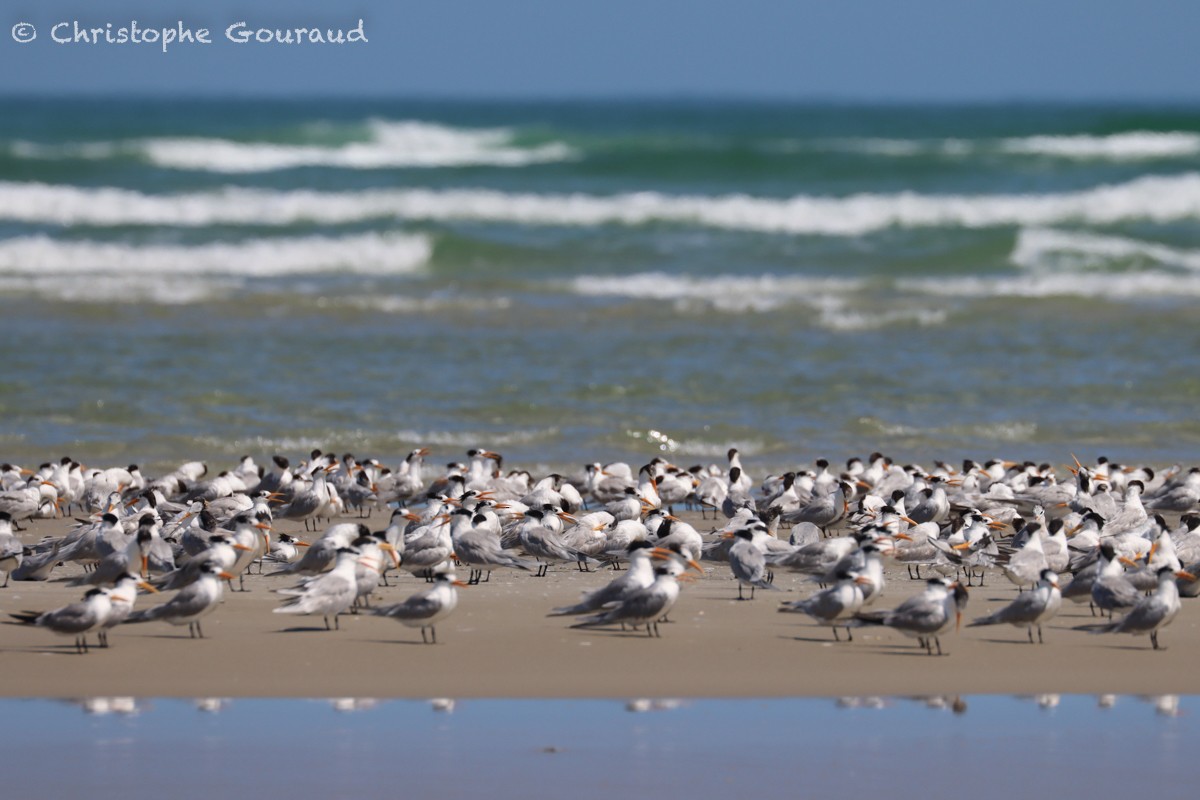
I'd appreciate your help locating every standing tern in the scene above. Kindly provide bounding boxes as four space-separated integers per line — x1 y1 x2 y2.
570 557 685 637
10 587 113 653
779 570 872 641
126 560 233 638
1082 566 1195 649
855 578 969 655
273 546 361 630
968 568 1061 643
372 570 465 644
0 511 24 586
98 572 159 647
725 528 780 600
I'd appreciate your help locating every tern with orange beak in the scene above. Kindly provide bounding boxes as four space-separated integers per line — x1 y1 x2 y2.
1083 566 1195 650
97 572 159 647
779 570 873 641
273 545 362 630
726 528 780 600
854 577 969 655
372 570 465 644
570 556 686 638
968 568 1061 643
9 586 113 653
125 560 233 639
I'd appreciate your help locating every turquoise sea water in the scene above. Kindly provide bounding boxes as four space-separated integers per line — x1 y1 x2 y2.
1 99 1199 471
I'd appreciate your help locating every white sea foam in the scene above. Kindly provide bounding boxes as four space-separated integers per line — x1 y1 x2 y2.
999 132 1200 160
9 120 575 172
7 173 1200 234
856 416 1038 442
195 427 561 455
807 295 948 331
0 232 432 276
0 273 223 304
900 270 1200 299
328 294 513 314
568 272 861 313
391 428 560 447
826 131 1200 161
567 272 947 328
1012 227 1200 271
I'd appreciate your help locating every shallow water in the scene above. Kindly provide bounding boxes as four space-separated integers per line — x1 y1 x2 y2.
3 99 1200 470
1 696 1189 799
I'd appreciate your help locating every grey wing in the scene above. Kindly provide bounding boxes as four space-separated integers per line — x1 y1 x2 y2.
375 593 441 621
149 583 210 619
598 590 667 624
43 601 100 634
0 534 22 559
887 596 943 632
730 545 766 583
980 592 1042 626
1112 599 1166 634
783 588 842 619
1094 577 1139 608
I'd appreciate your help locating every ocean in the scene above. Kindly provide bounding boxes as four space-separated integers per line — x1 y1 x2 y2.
1 98 1198 474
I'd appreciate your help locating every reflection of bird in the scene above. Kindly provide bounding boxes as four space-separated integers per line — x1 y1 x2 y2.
10 587 112 653
968 568 1061 643
372 571 464 644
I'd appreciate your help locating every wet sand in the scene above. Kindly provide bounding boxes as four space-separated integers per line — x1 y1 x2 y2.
1 511 1196 698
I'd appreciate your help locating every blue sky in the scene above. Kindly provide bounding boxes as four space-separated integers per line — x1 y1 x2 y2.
1 1 1198 100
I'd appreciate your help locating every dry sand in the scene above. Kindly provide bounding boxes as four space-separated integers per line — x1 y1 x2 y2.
1 511 1196 698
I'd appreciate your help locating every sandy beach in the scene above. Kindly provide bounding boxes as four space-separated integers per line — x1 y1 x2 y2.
2 510 1196 699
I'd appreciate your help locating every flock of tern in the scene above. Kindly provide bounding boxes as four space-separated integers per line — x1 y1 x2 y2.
3 448 1198 654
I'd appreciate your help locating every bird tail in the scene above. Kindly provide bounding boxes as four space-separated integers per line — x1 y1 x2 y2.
272 603 307 614
548 601 592 617
966 614 999 627
8 611 40 625
777 600 812 613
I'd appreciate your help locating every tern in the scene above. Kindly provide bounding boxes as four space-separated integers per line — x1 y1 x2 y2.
126 560 233 638
0 511 24 586
779 570 872 641
725 528 780 600
97 572 159 647
273 546 361 630
570 558 685 637
372 570 465 643
451 510 534 584
855 578 969 655
968 568 1061 643
1084 566 1195 649
10 587 113 653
